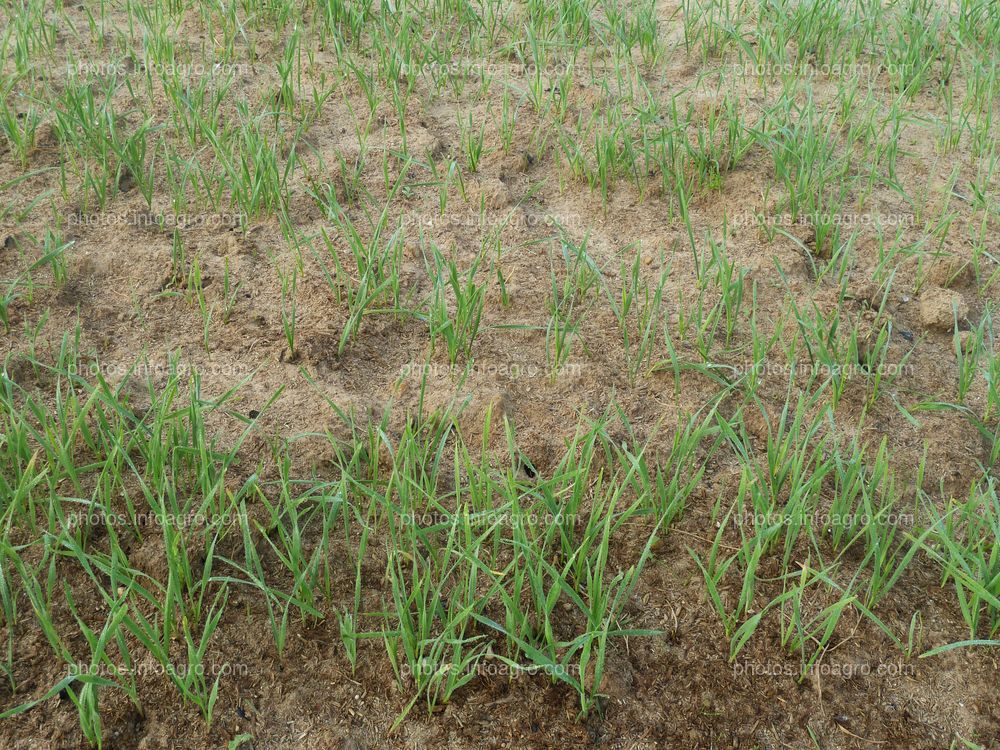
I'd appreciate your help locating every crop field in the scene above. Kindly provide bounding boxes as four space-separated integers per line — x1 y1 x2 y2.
0 0 999 747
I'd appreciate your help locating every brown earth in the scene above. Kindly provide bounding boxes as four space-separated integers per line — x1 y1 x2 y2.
1 1 999 749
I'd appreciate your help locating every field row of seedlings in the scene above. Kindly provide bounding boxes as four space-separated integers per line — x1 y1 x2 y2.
0 0 999 747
